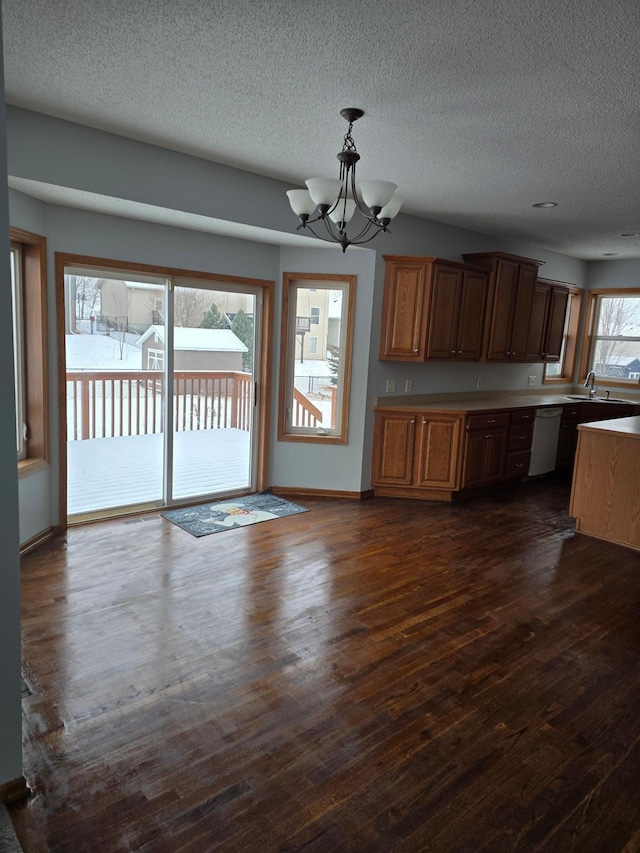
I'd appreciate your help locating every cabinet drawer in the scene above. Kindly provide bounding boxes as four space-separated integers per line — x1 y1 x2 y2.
466 412 509 431
505 450 530 478
508 423 534 451
562 406 582 421
510 409 536 424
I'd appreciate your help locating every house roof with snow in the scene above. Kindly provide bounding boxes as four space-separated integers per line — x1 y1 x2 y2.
136 325 247 352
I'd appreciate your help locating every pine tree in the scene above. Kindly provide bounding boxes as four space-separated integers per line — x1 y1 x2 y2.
327 345 340 385
231 309 254 371
201 302 227 329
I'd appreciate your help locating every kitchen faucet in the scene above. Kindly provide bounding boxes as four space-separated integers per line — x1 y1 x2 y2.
584 370 597 398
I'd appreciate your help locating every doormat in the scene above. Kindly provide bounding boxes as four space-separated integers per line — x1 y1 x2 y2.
162 491 308 537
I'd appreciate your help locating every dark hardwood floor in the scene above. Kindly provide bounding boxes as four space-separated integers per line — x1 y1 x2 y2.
10 475 640 852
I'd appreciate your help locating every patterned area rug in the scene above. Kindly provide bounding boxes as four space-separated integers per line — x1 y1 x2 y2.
162 491 308 537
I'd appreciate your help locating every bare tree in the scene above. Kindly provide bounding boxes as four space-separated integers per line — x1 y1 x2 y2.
75 276 104 320
174 287 214 328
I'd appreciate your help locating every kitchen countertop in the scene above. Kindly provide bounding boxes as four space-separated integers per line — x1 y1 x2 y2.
374 390 640 414
577 415 640 438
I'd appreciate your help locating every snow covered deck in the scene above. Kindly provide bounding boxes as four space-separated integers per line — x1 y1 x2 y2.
67 428 251 516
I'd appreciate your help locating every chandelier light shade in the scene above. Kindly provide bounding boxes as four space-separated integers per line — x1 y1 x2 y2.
286 108 403 252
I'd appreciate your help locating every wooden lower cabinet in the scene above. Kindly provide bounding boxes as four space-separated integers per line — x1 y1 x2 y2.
461 412 509 488
372 410 462 497
373 406 536 501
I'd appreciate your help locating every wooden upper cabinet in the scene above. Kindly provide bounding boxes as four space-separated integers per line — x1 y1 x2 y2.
380 256 488 362
526 279 571 362
379 259 428 360
545 285 570 361
425 265 463 358
463 252 545 362
526 280 551 361
456 271 489 359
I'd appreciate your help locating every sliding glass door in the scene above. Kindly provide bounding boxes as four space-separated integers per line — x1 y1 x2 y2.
169 281 257 501
64 266 261 520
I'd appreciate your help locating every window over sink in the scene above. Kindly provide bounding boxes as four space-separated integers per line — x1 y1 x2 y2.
580 289 640 387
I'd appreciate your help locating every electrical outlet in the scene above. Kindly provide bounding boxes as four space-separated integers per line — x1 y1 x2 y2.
405 380 412 392
476 377 483 389
386 379 396 393
528 375 537 386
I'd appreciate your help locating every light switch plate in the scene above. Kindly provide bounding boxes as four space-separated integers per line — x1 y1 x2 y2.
386 380 396 393
528 375 537 386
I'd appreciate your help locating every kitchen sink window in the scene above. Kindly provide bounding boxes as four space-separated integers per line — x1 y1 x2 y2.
581 290 640 386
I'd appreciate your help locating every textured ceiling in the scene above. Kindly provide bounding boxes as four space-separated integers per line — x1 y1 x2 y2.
3 0 640 260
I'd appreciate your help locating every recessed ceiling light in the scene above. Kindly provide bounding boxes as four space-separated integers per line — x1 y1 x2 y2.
602 252 619 256
620 232 639 237
532 201 558 208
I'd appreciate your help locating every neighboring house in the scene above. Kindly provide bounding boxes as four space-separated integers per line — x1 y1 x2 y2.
100 280 255 335
136 325 248 372
595 357 640 379
295 288 338 361
100 280 164 334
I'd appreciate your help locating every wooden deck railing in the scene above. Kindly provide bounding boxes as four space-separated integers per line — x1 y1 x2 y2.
66 370 254 440
66 370 332 440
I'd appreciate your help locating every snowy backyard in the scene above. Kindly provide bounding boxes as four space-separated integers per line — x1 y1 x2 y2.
66 331 334 514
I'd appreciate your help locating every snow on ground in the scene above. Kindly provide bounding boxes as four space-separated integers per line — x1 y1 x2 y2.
66 332 143 370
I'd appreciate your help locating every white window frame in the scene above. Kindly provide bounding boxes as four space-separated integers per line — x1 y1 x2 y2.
279 274 356 444
147 348 164 370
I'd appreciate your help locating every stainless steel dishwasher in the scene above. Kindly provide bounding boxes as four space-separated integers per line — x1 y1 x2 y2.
528 407 563 476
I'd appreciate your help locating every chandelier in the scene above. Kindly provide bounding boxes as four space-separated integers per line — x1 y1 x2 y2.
286 108 403 252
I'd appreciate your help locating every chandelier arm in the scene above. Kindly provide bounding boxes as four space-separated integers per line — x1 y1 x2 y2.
296 222 342 244
349 168 376 220
349 225 393 247
345 217 379 244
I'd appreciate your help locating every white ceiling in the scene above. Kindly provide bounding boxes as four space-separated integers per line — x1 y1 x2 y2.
3 0 640 260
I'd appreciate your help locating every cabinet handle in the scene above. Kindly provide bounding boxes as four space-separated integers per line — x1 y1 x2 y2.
515 462 523 468
451 350 456 354
488 419 496 423
411 419 416 424
457 350 463 354
485 433 492 439
413 348 419 353
506 351 511 356
517 434 526 440
422 419 428 425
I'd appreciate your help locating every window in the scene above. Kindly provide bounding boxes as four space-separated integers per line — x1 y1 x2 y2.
10 228 49 476
279 274 356 444
147 348 164 369
580 289 640 386
543 287 583 384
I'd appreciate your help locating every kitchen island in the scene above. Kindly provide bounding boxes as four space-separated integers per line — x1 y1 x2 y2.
570 415 640 551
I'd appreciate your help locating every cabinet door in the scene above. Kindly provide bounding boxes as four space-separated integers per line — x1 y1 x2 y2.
462 428 507 487
425 266 462 359
510 264 538 359
545 287 569 361
526 281 551 361
380 262 428 360
456 271 488 359
415 416 461 489
485 259 519 361
371 411 416 485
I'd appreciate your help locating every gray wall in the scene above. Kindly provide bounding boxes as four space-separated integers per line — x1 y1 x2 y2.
587 259 640 290
0 22 24 789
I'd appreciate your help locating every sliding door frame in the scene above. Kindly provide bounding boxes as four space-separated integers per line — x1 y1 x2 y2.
55 253 275 530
